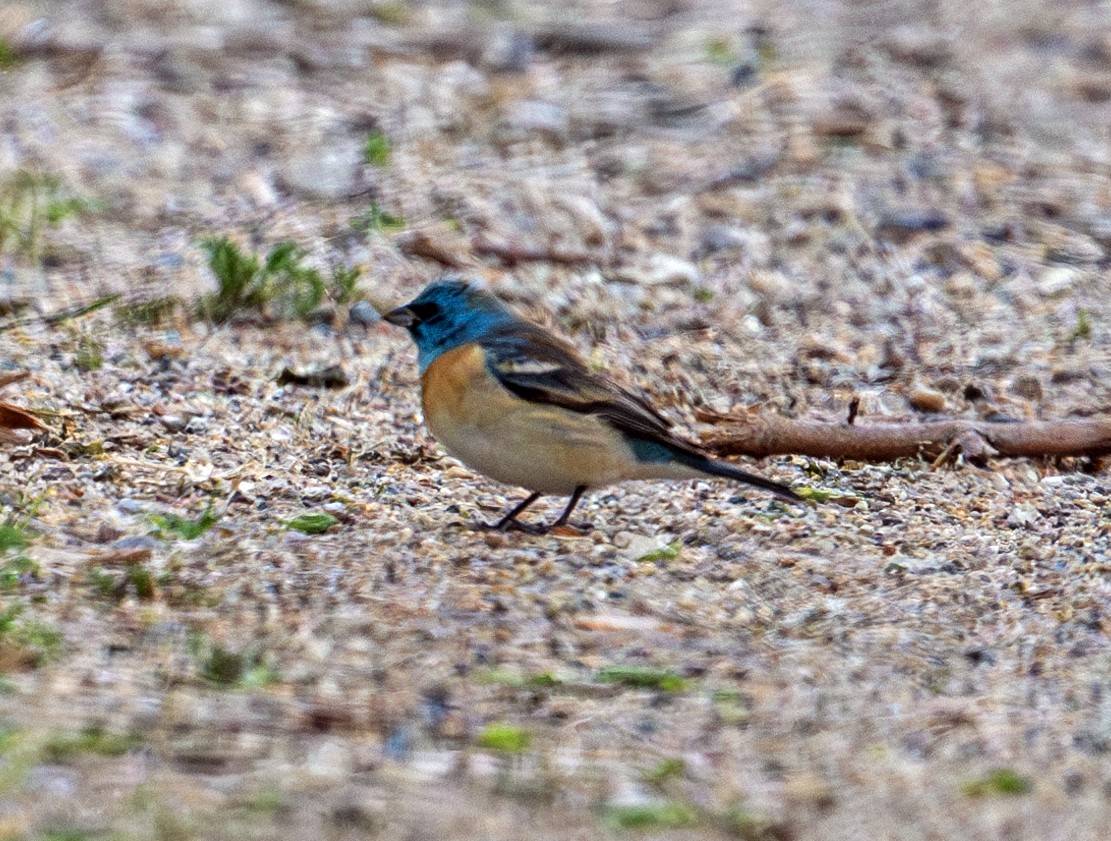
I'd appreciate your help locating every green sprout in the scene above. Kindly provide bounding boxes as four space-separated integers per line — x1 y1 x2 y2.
477 722 531 754
363 131 391 166
284 513 338 535
596 666 686 692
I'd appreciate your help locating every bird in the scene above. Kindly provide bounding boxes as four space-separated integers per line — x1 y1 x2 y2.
383 278 799 534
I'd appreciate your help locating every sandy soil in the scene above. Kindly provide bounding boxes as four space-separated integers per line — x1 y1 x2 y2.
1 0 1110 838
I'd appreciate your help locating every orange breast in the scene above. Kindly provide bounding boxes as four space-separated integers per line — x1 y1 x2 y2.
420 343 489 424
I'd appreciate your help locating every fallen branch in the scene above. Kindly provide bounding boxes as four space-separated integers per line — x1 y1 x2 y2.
395 230 471 269
695 408 1111 463
471 235 612 267
0 293 121 333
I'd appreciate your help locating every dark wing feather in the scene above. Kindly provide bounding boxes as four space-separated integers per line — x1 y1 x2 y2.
477 320 800 501
478 321 703 453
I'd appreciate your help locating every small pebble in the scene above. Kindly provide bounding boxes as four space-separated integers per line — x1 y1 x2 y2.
1037 266 1081 297
496 100 569 143
909 385 947 413
349 300 380 326
1010 374 1043 401
644 254 701 287
112 535 162 551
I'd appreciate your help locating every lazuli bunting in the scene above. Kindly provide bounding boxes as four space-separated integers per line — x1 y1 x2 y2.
384 278 799 533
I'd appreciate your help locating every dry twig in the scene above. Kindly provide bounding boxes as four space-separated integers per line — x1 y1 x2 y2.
471 235 612 267
696 408 1111 463
395 230 472 269
0 293 121 333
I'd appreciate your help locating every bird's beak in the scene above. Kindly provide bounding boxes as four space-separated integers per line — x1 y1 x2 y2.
383 305 416 328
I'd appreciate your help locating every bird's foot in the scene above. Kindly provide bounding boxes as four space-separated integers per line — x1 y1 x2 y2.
469 516 545 534
496 519 548 535
471 518 594 536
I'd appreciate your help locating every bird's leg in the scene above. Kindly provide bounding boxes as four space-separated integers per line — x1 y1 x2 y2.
544 485 589 533
484 491 543 532
480 487 591 535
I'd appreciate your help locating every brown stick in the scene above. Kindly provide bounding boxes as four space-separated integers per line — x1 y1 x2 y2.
394 230 471 269
0 372 31 390
471 235 612 267
695 409 1111 461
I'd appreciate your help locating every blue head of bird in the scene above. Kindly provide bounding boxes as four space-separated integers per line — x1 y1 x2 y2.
383 278 516 372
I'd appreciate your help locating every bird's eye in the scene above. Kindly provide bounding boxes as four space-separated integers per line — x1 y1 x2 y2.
409 302 440 321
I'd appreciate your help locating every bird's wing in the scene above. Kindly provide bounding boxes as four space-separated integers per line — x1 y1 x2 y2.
478 322 702 451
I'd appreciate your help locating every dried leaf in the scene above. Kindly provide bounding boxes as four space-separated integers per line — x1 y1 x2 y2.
0 401 44 430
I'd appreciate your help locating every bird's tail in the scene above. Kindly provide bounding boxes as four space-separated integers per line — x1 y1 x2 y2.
678 452 801 502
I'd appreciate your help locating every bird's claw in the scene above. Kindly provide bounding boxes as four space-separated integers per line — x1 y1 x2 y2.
471 517 545 534
471 518 594 536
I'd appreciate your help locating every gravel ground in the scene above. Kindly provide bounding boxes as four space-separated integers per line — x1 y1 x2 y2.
1 1 1110 839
